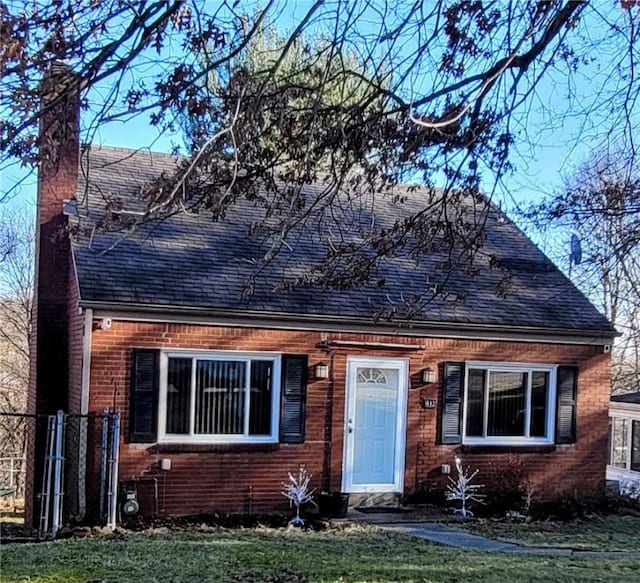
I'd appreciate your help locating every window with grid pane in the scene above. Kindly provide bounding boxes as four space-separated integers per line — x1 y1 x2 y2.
164 354 276 441
610 417 628 469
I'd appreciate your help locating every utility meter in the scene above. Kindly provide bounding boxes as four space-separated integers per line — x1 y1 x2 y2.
122 489 139 516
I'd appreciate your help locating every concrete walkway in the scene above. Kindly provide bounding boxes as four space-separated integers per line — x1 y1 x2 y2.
376 522 640 558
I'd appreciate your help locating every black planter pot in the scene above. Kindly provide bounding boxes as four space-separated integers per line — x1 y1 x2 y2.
316 492 350 517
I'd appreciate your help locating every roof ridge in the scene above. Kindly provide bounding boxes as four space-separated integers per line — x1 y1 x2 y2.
82 143 184 160
78 147 509 220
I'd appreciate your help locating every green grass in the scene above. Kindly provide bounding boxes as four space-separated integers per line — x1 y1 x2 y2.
2 525 639 583
456 514 640 552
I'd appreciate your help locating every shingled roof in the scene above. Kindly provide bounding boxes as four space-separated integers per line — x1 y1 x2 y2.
69 144 615 336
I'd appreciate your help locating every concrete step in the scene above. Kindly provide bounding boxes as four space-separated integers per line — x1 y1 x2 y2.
349 493 403 509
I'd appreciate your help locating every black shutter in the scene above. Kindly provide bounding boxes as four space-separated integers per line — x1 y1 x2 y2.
441 362 465 444
129 349 160 443
556 365 578 444
279 354 308 444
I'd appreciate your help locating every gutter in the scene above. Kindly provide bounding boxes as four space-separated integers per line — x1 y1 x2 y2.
81 299 618 346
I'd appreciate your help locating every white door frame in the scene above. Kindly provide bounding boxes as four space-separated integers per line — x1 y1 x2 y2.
342 357 409 493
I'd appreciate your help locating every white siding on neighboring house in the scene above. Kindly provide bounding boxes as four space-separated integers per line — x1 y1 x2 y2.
607 397 640 498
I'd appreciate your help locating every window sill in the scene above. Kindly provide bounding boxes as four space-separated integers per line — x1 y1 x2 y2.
149 443 281 454
461 444 557 454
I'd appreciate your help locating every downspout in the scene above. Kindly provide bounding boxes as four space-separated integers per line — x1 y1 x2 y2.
80 309 93 415
76 308 93 521
320 339 334 492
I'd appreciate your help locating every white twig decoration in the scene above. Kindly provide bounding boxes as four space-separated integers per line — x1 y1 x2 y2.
282 466 316 527
446 457 485 518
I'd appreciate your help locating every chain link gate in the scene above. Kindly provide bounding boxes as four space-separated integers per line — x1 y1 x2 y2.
33 410 120 539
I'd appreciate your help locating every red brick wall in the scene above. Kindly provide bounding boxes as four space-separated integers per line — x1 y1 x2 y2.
88 320 610 516
411 340 610 502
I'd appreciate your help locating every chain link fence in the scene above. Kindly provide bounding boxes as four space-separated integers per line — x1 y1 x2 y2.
0 410 120 539
0 413 31 519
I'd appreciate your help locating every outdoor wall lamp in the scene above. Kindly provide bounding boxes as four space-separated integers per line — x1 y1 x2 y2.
314 362 329 380
421 367 436 384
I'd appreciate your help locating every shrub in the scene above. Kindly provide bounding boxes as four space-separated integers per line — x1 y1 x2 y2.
531 489 640 520
481 455 532 517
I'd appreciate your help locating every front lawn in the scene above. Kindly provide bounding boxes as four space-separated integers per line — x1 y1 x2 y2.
2 526 639 583
456 514 640 552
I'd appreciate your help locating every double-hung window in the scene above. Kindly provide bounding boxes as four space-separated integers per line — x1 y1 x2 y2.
158 352 281 443
463 362 556 445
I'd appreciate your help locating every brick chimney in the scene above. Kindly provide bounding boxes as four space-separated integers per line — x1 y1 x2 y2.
30 62 80 415
26 63 81 526
37 63 80 229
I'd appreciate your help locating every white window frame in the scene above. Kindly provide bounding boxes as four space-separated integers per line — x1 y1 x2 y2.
158 350 281 444
607 412 640 475
462 361 557 446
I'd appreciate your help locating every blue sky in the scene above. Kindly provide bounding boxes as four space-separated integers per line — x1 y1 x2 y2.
2 1 635 249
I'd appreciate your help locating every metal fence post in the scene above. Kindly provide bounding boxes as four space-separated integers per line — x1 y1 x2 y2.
107 411 120 530
50 410 65 538
39 415 56 539
9 457 15 512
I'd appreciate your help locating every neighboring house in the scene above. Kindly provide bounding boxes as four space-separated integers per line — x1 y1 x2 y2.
607 393 640 498
29 65 616 520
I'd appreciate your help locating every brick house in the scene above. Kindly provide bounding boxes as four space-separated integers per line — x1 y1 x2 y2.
30 66 616 519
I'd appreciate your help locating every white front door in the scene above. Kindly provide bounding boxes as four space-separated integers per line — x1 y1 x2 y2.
342 358 408 493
